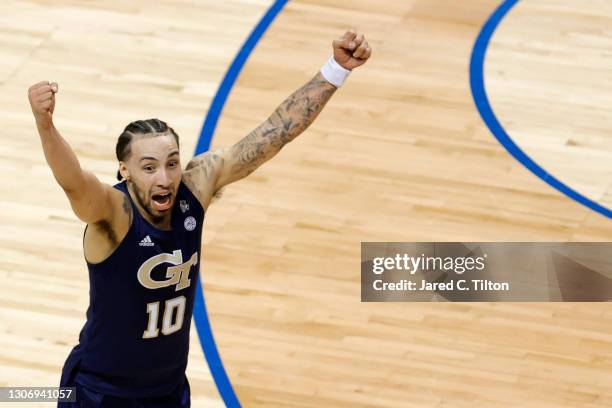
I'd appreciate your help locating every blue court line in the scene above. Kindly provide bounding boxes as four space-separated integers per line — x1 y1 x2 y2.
469 0 612 218
191 1 289 407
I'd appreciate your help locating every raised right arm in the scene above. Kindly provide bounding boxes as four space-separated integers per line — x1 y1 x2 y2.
28 81 123 224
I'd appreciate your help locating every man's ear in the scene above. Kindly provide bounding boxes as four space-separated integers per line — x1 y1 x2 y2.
119 161 130 180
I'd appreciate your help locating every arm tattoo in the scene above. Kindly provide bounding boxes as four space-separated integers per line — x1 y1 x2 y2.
184 152 224 197
231 72 337 179
93 193 132 246
122 193 132 227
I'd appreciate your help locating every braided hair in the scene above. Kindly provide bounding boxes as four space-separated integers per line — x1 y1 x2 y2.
115 119 179 180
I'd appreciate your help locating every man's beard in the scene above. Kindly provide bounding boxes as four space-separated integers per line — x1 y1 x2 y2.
130 180 166 224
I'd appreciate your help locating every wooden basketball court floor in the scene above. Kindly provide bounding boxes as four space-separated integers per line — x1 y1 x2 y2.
0 0 610 407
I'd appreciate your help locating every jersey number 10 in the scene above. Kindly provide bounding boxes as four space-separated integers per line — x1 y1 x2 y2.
142 295 186 339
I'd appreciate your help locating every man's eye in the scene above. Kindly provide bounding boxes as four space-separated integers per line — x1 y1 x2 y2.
169 161 178 167
143 166 154 172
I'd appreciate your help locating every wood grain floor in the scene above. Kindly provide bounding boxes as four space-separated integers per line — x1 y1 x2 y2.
0 0 610 407
487 0 612 208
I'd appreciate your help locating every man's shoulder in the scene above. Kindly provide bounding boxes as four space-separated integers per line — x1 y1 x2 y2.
178 177 206 215
181 166 218 211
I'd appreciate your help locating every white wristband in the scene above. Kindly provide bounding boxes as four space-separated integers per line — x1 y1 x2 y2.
320 56 351 87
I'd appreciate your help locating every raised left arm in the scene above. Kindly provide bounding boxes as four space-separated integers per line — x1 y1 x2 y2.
183 29 371 207
218 71 336 185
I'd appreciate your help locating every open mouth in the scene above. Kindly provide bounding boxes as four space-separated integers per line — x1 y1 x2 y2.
151 192 172 212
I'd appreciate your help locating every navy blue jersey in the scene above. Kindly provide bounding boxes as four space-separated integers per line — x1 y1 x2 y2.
59 179 204 398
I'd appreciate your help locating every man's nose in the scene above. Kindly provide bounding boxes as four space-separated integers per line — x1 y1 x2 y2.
155 168 171 187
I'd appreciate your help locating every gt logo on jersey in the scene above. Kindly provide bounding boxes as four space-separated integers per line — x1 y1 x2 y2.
137 250 197 291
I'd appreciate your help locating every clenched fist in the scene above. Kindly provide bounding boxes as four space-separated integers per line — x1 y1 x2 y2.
332 30 372 70
28 81 58 128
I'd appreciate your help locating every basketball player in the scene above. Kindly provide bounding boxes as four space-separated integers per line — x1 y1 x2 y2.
28 30 370 407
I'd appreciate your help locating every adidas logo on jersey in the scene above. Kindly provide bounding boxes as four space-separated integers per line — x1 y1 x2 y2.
139 235 155 247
